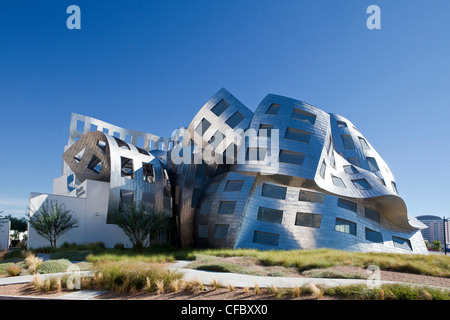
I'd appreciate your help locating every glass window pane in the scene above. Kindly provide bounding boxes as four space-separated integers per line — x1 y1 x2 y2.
337 121 347 128
366 157 380 171
391 181 398 194
332 175 346 188
207 182 219 193
257 207 283 224
195 118 211 136
344 165 359 174
347 157 361 167
142 192 155 210
258 124 273 137
198 225 208 238
299 190 324 203
335 218 356 235
295 213 322 228
337 198 357 213
253 231 279 246
392 236 412 251
366 228 383 243
261 184 287 200
224 180 244 192
210 99 230 116
279 150 305 165
284 127 311 144
214 225 229 239
225 111 245 128
265 103 280 115
291 108 316 124
359 137 371 150
120 157 134 179
199 201 212 214
218 201 236 215
319 161 326 178
341 135 355 149
246 147 267 161
352 179 372 190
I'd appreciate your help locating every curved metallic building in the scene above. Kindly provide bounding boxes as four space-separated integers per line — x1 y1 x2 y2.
62 88 427 254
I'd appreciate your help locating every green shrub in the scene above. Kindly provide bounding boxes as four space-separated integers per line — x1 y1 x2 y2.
37 259 72 274
6 265 21 277
114 243 125 250
0 263 16 275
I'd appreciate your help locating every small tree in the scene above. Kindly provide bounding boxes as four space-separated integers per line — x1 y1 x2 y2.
111 202 171 251
431 240 442 252
28 200 79 248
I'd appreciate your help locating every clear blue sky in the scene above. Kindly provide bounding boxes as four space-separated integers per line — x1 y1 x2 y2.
0 1 449 218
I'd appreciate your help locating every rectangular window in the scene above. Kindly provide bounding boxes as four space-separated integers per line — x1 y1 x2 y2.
246 147 267 161
142 192 155 210
343 165 359 174
87 155 102 174
392 236 412 251
279 150 305 165
299 190 324 203
341 135 355 149
319 161 326 178
366 228 383 243
76 120 85 132
210 99 230 116
366 157 380 171
337 121 347 128
335 218 356 235
359 137 371 150
218 201 236 215
365 208 380 223
347 157 361 167
332 175 346 188
214 225 229 239
257 207 283 224
291 108 316 124
90 124 98 132
225 111 245 128
391 181 398 194
199 201 213 215
224 180 244 192
195 118 211 136
330 152 336 168
114 137 130 150
119 189 134 211
265 103 280 115
191 188 202 208
253 231 279 246
284 127 311 144
142 163 154 183
97 141 106 154
261 184 287 200
326 136 333 154
337 198 357 213
120 157 134 179
198 225 208 238
258 124 273 137
352 179 372 190
295 212 322 228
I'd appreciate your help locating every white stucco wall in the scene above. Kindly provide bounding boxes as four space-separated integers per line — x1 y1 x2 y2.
28 180 132 249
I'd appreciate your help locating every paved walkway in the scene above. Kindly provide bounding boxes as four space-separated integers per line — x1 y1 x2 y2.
0 260 448 300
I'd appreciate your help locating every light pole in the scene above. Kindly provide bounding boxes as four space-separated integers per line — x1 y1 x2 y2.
443 216 448 256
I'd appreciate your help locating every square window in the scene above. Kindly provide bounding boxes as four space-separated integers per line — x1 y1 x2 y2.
265 103 280 115
210 99 230 116
295 212 322 228
332 175 346 188
347 157 361 167
142 163 154 183
208 130 224 147
335 218 356 235
359 137 371 150
366 228 383 243
366 157 380 171
225 111 245 128
257 207 283 224
365 208 380 223
343 165 359 174
279 150 305 165
284 127 311 144
341 135 355 149
76 120 85 132
224 180 244 192
337 198 357 213
261 184 287 200
90 124 98 132
352 179 372 190
214 225 229 239
299 190 324 203
199 201 212 215
207 182 219 193
102 128 109 135
87 155 102 174
253 231 279 246
291 108 316 124
120 157 134 179
195 118 211 136
218 201 236 215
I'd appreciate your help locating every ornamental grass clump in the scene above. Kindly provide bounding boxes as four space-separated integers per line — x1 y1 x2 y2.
92 260 182 293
